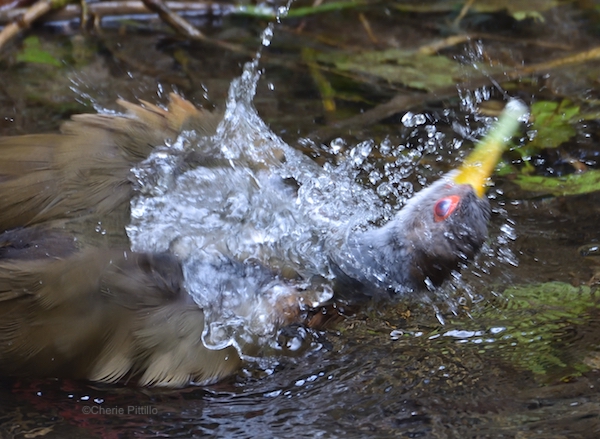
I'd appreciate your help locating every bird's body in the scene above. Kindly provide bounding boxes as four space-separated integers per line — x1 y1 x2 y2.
0 94 526 387
0 96 245 386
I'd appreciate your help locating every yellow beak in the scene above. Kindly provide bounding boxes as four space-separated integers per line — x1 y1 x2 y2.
452 100 528 197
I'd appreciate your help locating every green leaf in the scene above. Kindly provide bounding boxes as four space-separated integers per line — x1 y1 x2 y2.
501 282 595 318
16 36 62 67
511 11 545 21
528 99 579 150
511 169 600 196
475 0 560 20
317 49 476 92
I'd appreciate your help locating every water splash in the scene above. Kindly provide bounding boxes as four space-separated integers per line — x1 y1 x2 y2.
126 56 390 359
126 26 520 360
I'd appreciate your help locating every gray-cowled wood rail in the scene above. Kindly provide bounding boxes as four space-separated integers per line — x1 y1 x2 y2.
0 95 526 387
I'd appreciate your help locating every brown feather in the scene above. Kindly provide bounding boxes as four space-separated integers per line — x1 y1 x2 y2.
0 95 246 387
0 94 220 232
0 247 241 386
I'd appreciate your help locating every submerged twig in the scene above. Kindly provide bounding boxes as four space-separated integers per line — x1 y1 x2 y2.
358 12 376 44
303 47 336 116
307 84 466 141
0 0 366 26
518 46 600 74
0 0 250 54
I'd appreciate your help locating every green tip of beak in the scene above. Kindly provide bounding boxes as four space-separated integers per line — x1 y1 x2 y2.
453 99 528 197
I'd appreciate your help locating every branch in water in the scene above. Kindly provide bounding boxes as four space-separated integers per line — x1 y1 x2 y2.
0 0 252 53
0 1 234 25
0 0 73 50
140 0 204 40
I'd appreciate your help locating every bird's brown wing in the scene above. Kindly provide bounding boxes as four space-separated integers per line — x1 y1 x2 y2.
0 93 221 232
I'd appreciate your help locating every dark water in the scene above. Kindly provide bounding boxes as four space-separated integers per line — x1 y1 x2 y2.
2 2 600 438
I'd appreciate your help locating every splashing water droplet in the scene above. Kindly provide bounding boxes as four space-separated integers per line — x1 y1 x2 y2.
402 112 426 127
349 141 373 167
261 25 274 47
328 138 345 154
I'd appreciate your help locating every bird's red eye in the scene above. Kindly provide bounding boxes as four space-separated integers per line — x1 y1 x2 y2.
434 195 461 222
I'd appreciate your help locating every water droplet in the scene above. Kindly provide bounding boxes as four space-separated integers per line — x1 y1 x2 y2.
261 26 273 47
328 138 345 154
390 329 404 340
401 112 426 127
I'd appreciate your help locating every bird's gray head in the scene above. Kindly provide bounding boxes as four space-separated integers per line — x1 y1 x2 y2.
332 99 525 297
333 173 491 296
388 173 490 289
